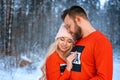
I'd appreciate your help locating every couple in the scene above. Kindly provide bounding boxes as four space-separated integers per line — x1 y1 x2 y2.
40 5 113 80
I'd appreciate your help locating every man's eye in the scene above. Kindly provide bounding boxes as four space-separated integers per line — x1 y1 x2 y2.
67 25 70 29
65 24 70 29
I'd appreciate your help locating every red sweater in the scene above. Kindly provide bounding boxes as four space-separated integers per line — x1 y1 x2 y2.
46 30 113 80
46 51 71 80
70 30 113 80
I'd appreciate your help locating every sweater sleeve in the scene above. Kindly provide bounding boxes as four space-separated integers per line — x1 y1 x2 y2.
46 56 71 80
90 38 113 80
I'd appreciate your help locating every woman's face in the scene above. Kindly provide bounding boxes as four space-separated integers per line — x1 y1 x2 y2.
57 37 73 52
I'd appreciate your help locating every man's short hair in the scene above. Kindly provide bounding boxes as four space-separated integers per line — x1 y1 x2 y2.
61 5 88 21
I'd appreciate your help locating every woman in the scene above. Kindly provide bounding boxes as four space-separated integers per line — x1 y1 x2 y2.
40 23 77 80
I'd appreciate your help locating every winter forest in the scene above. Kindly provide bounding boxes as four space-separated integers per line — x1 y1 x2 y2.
0 0 120 80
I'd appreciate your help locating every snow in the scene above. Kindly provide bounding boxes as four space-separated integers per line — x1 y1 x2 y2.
0 57 120 80
113 62 120 80
21 55 32 63
0 62 42 80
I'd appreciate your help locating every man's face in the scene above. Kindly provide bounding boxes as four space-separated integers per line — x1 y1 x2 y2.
64 15 82 40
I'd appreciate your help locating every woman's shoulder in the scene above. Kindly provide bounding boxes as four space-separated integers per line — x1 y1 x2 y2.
46 51 65 65
47 51 58 61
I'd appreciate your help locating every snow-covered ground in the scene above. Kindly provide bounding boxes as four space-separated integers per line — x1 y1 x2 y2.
113 62 120 80
0 56 120 80
113 54 120 80
0 61 42 80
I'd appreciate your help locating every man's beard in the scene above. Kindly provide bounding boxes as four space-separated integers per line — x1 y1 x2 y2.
73 23 82 40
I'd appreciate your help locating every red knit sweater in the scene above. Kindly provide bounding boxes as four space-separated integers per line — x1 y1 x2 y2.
46 51 71 80
46 30 113 80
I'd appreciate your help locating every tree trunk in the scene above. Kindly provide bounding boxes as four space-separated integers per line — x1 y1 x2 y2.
6 0 12 55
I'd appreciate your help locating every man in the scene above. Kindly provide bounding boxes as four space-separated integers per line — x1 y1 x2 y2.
61 5 113 80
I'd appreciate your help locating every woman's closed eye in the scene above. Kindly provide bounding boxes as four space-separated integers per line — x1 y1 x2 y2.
67 39 73 43
60 37 65 41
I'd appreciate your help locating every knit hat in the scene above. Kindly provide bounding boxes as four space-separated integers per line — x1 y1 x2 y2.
55 23 74 42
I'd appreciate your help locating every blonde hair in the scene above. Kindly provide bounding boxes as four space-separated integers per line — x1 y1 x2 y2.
39 40 58 80
39 39 73 80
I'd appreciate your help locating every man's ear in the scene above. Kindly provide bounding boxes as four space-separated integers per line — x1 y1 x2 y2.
75 16 81 25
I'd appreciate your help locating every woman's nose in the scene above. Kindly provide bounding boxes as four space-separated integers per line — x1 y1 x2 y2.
63 41 67 45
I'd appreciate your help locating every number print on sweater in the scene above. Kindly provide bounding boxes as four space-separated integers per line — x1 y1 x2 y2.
71 46 85 72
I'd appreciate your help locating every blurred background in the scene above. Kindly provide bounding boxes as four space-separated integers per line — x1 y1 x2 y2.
0 0 120 80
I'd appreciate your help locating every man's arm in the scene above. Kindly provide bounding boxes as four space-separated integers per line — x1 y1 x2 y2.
91 38 113 80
